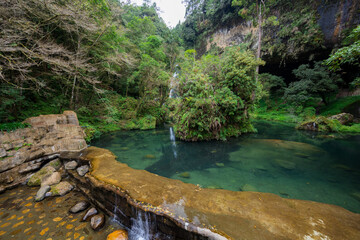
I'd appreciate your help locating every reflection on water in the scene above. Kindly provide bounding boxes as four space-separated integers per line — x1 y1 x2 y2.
93 121 360 213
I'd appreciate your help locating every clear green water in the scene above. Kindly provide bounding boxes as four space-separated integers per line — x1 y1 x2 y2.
92 121 360 213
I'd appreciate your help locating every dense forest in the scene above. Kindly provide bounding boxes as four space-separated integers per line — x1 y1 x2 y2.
1 0 359 141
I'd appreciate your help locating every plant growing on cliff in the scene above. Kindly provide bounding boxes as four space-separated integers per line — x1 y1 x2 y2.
174 46 263 141
325 25 360 71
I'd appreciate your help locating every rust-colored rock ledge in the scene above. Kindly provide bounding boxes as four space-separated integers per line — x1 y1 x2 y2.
78 147 360 240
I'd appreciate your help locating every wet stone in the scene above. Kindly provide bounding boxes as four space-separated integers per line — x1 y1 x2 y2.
64 161 78 170
76 165 89 177
49 181 73 196
35 185 51 202
90 214 105 231
69 201 90 214
82 207 98 221
41 172 61 187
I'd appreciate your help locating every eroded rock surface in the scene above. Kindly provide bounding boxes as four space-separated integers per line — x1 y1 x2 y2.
77 147 360 240
0 111 86 191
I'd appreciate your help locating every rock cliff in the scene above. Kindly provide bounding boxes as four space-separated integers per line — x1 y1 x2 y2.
0 111 86 192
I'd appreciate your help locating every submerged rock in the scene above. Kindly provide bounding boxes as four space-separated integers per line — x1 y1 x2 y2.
35 185 50 202
70 201 90 213
65 161 78 170
351 192 360 202
240 184 258 192
275 159 296 170
49 181 73 196
144 154 156 159
215 163 224 167
107 230 128 240
179 172 190 178
41 172 61 187
82 207 98 221
27 166 56 186
207 185 223 189
90 213 105 231
77 165 89 177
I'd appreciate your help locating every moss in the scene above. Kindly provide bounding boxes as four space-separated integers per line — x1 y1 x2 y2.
320 96 360 116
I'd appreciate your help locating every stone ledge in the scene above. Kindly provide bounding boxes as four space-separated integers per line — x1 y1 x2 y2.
71 146 360 240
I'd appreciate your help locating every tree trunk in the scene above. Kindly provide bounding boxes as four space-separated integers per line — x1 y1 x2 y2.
256 0 263 81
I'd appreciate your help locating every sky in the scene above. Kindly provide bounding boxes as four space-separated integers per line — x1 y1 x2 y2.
128 0 186 28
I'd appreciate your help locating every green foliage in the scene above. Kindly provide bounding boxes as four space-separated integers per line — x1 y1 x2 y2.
325 25 360 71
297 116 360 133
320 96 360 116
259 73 286 96
0 122 30 132
284 62 341 106
174 46 263 141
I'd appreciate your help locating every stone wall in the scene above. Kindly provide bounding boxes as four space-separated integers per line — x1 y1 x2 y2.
0 111 86 192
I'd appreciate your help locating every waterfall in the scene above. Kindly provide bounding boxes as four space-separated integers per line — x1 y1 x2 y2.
169 127 177 158
129 212 152 240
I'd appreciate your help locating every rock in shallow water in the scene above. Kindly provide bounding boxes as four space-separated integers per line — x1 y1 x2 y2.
275 159 296 170
65 161 78 170
35 185 50 202
27 166 56 186
107 229 128 240
77 165 89 177
179 172 190 178
70 201 90 214
90 213 105 230
41 172 61 187
82 207 98 221
49 181 73 196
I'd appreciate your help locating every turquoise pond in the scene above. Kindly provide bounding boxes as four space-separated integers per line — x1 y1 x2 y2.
92 121 360 213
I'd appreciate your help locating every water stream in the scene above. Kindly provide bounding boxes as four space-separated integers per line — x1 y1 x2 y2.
93 121 360 213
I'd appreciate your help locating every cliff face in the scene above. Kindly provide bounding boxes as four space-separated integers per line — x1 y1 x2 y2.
204 0 359 65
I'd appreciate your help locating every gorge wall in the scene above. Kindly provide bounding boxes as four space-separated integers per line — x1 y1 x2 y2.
204 0 360 67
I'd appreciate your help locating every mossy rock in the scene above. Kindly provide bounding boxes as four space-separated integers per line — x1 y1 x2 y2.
27 166 56 186
45 159 62 170
49 181 74 196
296 116 338 132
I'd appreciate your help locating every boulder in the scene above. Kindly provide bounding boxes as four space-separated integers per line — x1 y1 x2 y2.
107 230 129 240
65 161 78 170
41 172 61 187
297 116 335 132
27 166 56 186
82 207 98 221
35 185 51 202
49 181 73 196
76 165 89 177
45 159 62 171
90 214 105 231
69 201 90 214
328 113 354 125
275 159 296 170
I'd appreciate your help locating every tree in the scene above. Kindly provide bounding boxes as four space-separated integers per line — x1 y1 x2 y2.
174 46 263 141
284 62 342 106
